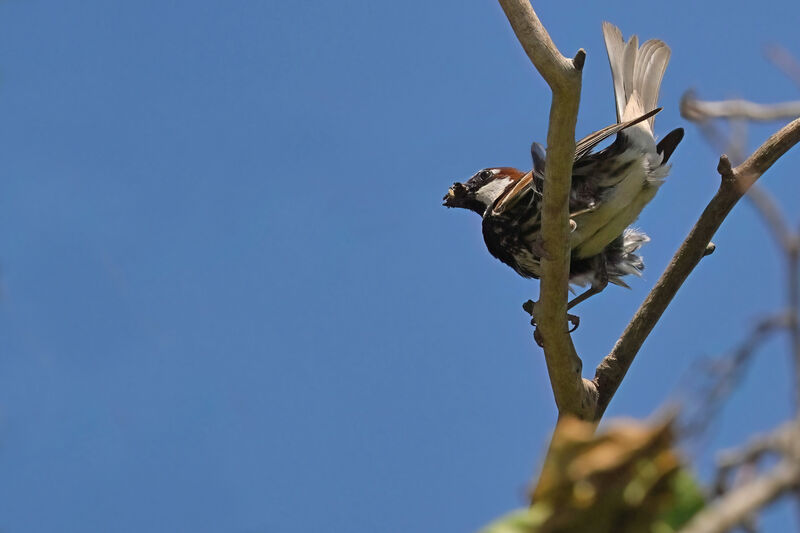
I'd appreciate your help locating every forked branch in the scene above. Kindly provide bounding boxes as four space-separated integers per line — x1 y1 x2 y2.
498 0 595 419
497 4 800 423
593 117 800 419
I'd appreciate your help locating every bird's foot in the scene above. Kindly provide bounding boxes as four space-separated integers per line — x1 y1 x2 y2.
523 299 580 332
567 313 580 332
522 299 538 326
569 219 577 232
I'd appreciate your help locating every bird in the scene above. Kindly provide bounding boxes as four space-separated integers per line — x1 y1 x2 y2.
443 22 684 324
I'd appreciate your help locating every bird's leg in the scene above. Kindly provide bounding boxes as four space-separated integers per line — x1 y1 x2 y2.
567 255 608 311
569 202 597 218
563 255 609 331
566 313 580 333
524 256 608 335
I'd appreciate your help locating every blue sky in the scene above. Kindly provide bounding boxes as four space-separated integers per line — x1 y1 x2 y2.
0 1 798 532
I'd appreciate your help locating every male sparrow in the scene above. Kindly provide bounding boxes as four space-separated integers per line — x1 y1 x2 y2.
444 22 683 320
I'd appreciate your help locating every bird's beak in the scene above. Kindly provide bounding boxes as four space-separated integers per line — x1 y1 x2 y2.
443 182 465 207
442 187 455 206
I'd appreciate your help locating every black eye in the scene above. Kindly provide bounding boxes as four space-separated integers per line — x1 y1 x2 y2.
479 170 493 179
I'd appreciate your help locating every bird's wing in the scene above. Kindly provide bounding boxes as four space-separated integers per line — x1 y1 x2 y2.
574 108 661 160
491 108 661 217
531 142 546 174
489 171 536 216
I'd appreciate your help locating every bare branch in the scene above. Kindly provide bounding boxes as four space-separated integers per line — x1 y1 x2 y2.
680 312 792 439
745 185 796 254
497 0 584 91
592 118 800 419
716 422 798 484
728 128 800 412
789 240 800 410
735 119 800 188
680 423 800 533
683 463 800 533
764 43 800 89
681 90 796 257
681 91 800 122
498 0 595 418
694 118 741 161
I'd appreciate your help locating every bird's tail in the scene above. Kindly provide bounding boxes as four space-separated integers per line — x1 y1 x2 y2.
602 22 671 134
607 228 650 288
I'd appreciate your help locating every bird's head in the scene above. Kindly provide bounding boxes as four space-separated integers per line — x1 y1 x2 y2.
443 167 523 215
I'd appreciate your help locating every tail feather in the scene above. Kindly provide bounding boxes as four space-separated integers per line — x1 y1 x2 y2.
606 228 650 287
602 22 627 122
602 22 671 132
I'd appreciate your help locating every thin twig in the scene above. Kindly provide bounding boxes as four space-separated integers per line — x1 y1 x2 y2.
681 462 800 533
764 44 800 89
745 185 795 254
681 91 800 122
694 118 740 160
680 423 800 533
682 88 800 413
714 422 799 495
498 0 595 419
593 118 800 419
681 90 796 253
680 312 793 439
788 238 800 411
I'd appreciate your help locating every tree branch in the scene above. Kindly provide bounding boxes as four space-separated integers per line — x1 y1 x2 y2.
715 422 798 484
680 461 800 533
788 235 800 411
680 91 800 413
498 0 595 419
764 43 800 89
745 185 795 254
680 89 797 255
681 422 800 533
593 118 800 419
681 91 800 122
680 312 793 439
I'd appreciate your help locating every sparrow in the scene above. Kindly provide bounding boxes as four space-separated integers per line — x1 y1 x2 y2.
443 22 684 321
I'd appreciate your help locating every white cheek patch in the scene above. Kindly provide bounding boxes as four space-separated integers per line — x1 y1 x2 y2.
475 177 512 207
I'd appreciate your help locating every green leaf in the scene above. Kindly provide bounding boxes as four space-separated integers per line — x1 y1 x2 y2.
479 509 541 533
654 469 706 531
